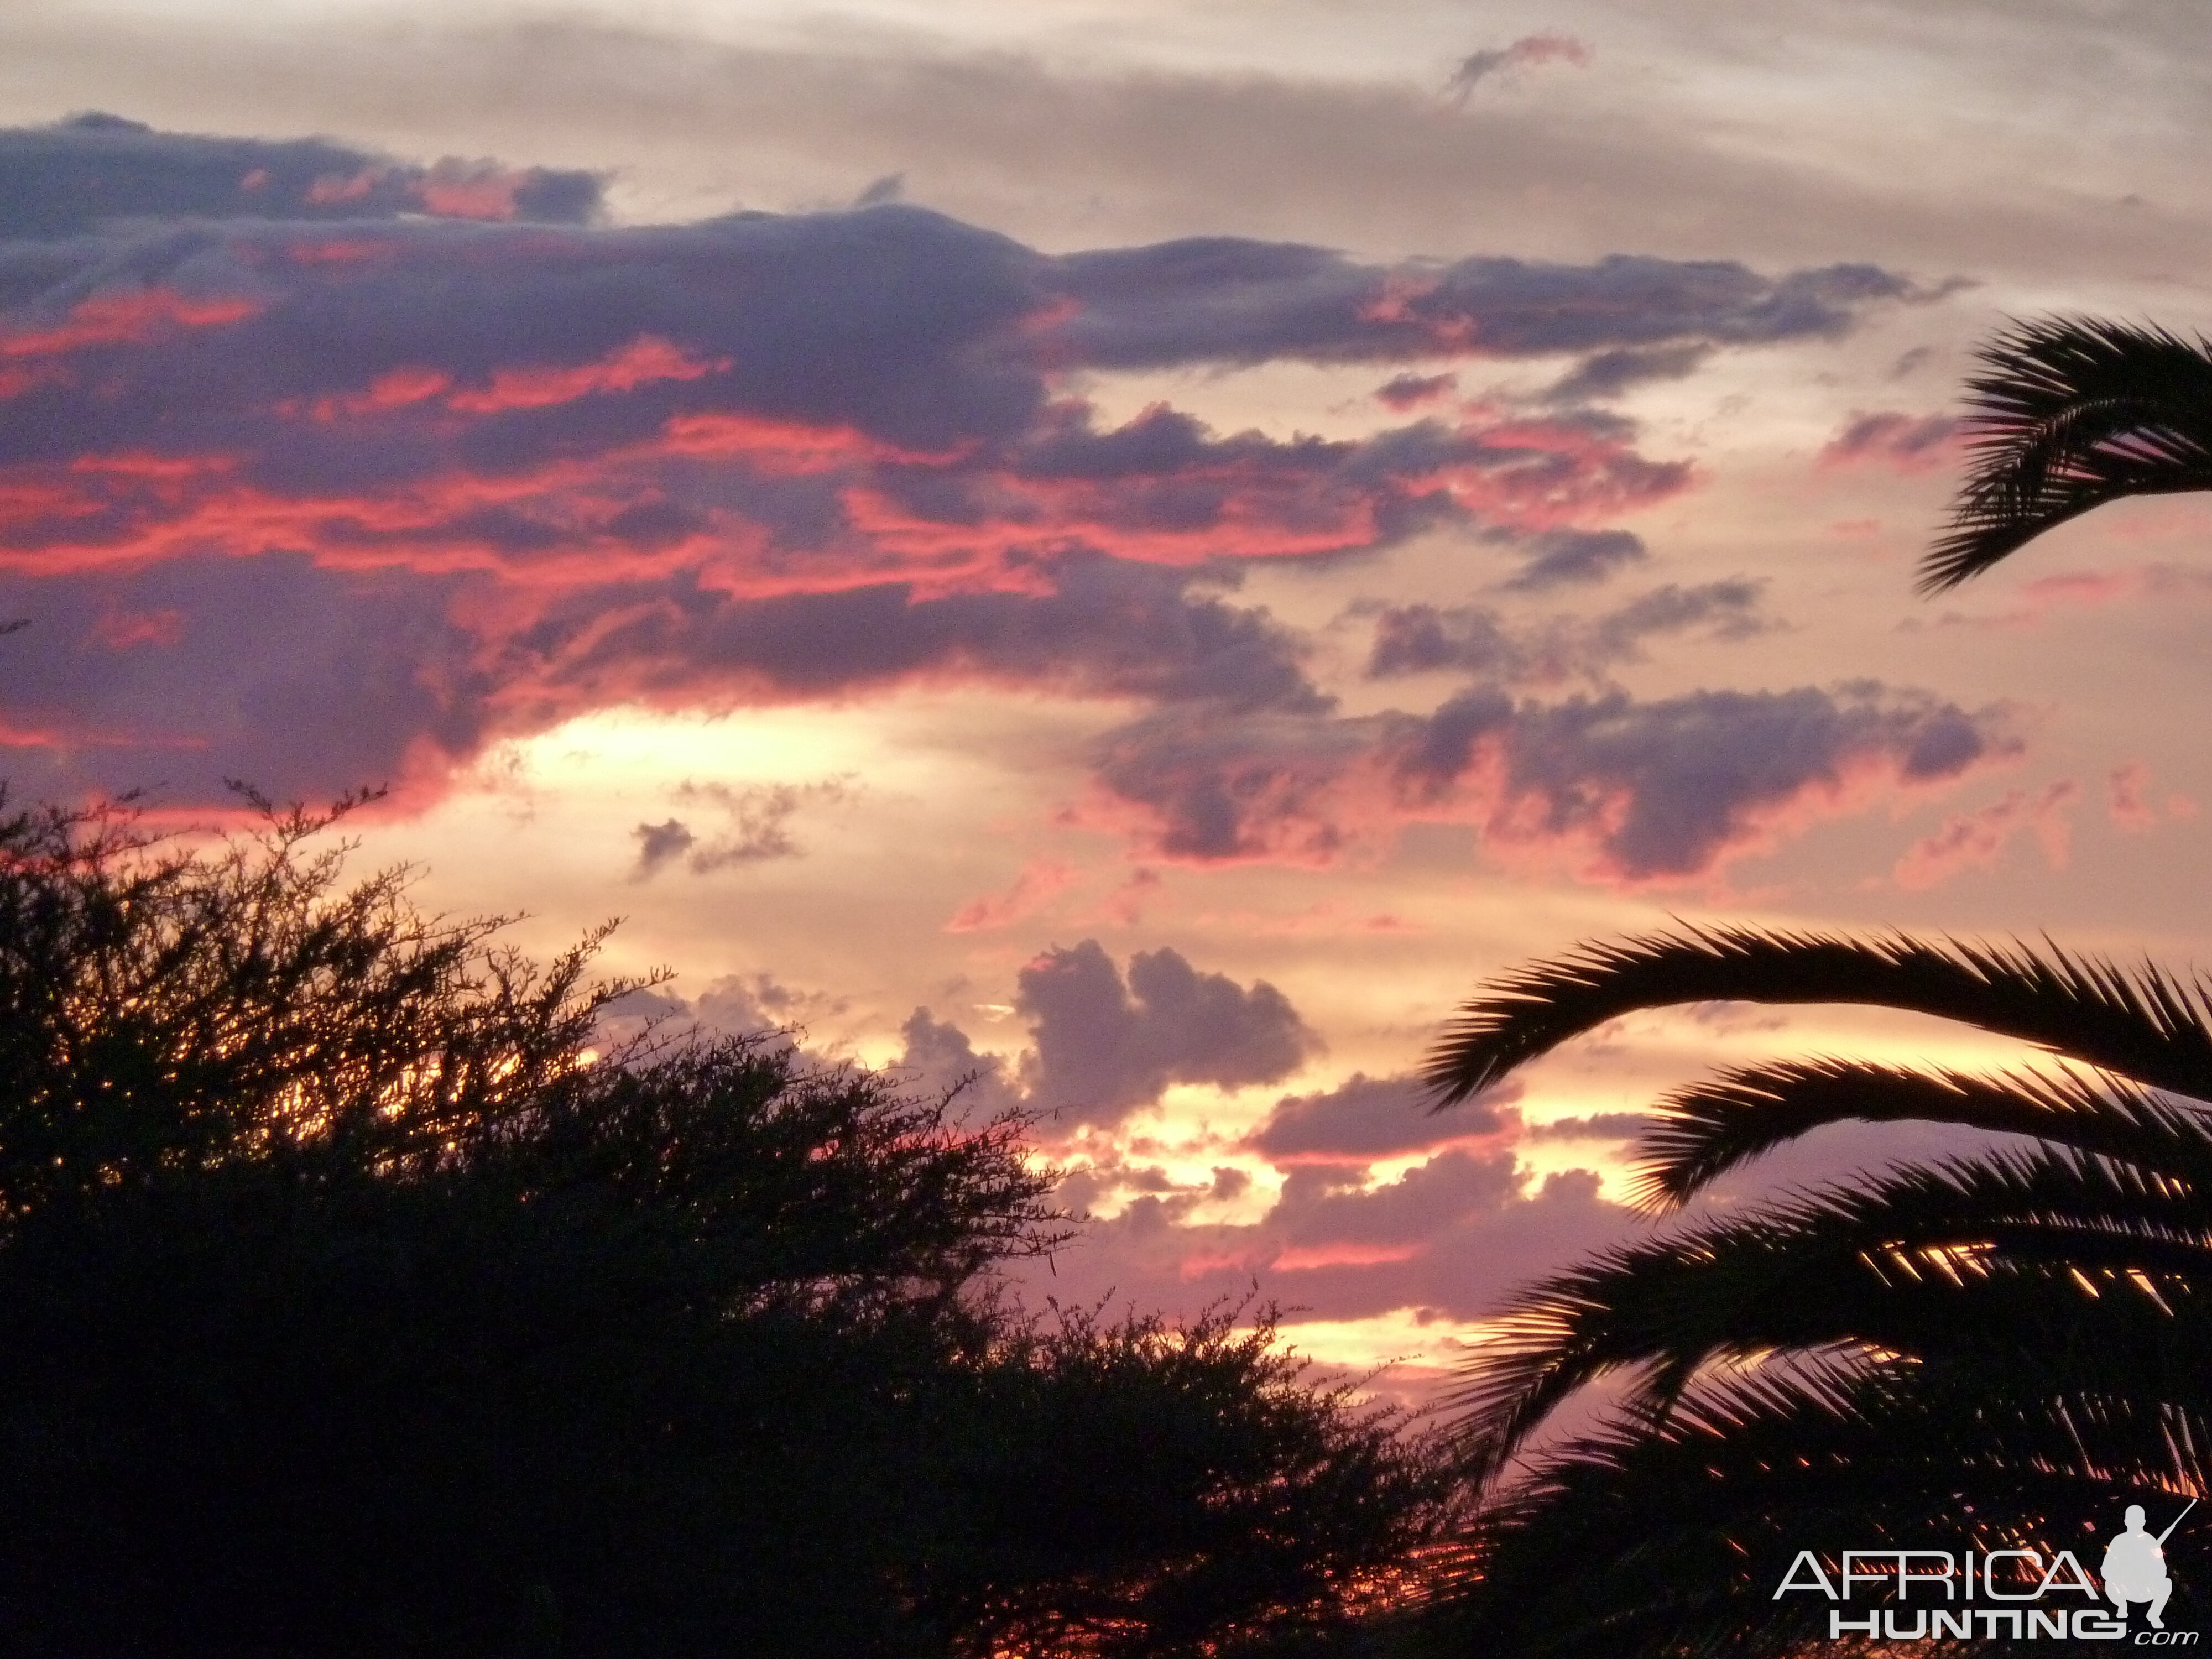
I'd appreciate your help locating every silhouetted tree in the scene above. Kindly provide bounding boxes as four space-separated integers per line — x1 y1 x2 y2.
1407 317 2212 1657
0 792 1454 1657
1923 316 2212 592
1415 927 2212 1656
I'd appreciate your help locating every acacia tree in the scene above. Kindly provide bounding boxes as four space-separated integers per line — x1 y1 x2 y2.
1411 318 2212 1657
0 792 1454 1658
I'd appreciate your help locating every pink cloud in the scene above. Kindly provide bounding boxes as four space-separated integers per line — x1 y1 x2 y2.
945 859 1078 932
1893 779 2078 889
411 159 536 221
444 337 729 414
2108 761 2197 831
87 607 184 650
1 288 259 358
1081 867 1164 928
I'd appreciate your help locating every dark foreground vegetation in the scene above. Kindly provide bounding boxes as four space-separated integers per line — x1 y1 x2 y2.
0 792 1455 1657
1419 319 2212 1657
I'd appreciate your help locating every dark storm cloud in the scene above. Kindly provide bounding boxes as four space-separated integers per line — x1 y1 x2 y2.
0 112 600 238
540 557 1325 713
1389 680 2013 879
1 554 1328 805
0 552 484 805
0 117 1924 814
1246 1071 1519 1162
1015 940 1319 1123
0 200 1044 465
1089 672 2009 879
1048 242 1917 371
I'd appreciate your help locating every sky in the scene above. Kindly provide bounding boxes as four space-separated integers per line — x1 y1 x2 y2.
7 0 2212 1401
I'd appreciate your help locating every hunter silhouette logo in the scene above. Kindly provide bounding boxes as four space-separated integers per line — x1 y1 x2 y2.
2107 1502 2195 1631
1772 1499 2200 1644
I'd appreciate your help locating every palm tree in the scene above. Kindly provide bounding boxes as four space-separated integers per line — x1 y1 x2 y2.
1924 316 2212 592
1416 320 2212 1657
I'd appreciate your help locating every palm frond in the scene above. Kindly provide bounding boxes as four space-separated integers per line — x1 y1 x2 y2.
1631 1057 2212 1212
1425 923 2212 1107
1443 1364 2212 1659
1923 315 2212 592
1454 1145 2212 1483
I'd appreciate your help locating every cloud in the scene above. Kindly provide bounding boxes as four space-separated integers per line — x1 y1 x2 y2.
3 9 2162 295
1444 33 1595 104
1016 940 1320 1123
627 781 850 878
1085 672 2009 880
1375 371 1456 410
1891 779 2077 889
0 116 1933 834
691 971 845 1040
1524 1112 1652 1141
893 1006 1025 1118
1019 1145 1627 1327
1541 343 1712 403
0 112 601 236
2105 761 2195 832
946 858 1078 932
589 970 841 1053
1818 409 1961 472
675 779 852 869
1588 580 1773 650
1501 527 1650 589
631 817 696 878
853 173 904 208
1246 1071 1520 1163
1394 681 2012 881
1051 241 1919 372
2110 761 2159 832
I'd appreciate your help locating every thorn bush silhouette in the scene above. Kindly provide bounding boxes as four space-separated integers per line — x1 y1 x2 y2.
0 792 1452 1657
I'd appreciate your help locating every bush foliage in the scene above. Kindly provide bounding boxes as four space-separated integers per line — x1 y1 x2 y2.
0 792 1452 1657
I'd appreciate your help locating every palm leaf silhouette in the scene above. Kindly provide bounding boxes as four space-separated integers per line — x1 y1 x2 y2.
1423 926 2212 1653
1923 316 2212 591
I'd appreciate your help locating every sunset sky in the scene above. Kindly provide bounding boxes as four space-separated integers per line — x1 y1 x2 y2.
7 0 2212 1396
